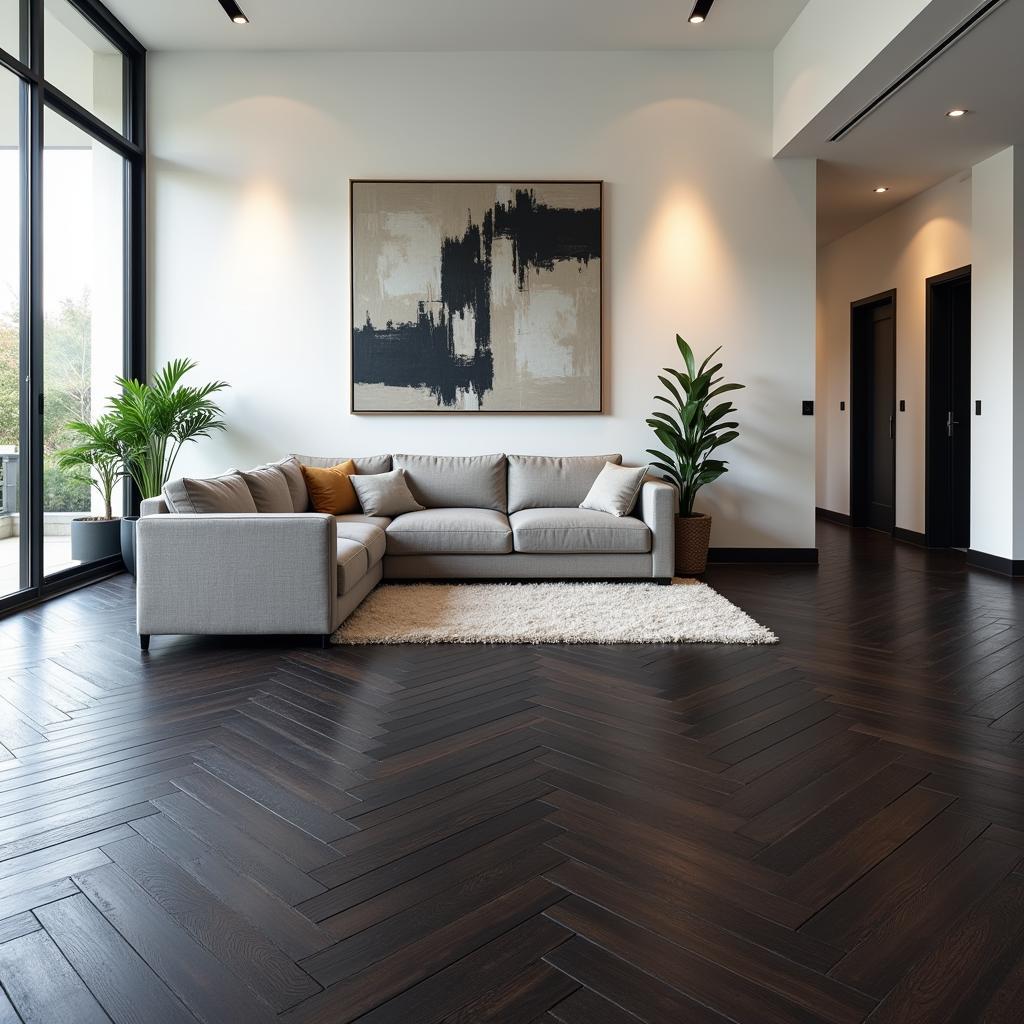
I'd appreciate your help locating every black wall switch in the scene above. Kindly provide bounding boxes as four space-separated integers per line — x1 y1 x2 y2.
899 399 906 411
802 401 814 415
840 401 845 411
976 400 982 415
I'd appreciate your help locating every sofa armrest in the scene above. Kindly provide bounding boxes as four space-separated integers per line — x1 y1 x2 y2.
140 496 168 516
640 477 677 579
136 513 337 636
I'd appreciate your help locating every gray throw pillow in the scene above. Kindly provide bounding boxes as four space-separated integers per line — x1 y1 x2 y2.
163 472 257 514
239 465 293 513
579 462 648 517
350 469 425 518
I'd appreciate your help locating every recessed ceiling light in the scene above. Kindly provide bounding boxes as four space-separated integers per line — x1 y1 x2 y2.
946 108 968 118
689 1 714 24
874 186 889 193
218 0 249 24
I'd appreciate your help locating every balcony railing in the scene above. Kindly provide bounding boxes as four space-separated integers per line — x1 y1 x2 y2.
0 453 16 517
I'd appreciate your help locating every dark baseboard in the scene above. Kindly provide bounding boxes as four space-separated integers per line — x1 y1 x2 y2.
815 507 851 526
817 508 928 548
967 549 1024 578
708 548 818 565
893 527 927 547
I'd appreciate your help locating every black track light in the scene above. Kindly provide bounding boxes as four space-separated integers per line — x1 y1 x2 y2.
689 0 715 24
218 0 249 25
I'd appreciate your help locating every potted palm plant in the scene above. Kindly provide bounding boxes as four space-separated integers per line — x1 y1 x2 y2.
647 336 743 576
107 358 229 573
56 413 125 564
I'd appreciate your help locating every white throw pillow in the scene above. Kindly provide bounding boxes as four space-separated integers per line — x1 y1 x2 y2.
350 469 425 517
579 462 648 517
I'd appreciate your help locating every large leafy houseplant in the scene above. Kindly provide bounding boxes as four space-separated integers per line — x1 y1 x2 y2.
56 413 124 520
646 336 743 575
646 336 743 515
109 358 229 499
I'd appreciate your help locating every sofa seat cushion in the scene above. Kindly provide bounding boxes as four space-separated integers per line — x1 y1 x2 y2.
337 538 370 595
336 520 386 568
336 513 391 529
510 507 651 554
386 508 513 556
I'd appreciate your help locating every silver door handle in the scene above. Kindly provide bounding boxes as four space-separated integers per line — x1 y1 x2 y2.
947 411 959 437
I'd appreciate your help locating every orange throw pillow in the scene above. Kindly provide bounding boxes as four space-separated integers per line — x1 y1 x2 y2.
299 460 359 514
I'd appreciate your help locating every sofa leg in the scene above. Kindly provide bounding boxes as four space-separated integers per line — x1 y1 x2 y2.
139 634 150 652
319 634 331 649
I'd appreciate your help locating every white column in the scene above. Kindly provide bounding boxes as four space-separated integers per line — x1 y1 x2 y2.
970 147 1024 563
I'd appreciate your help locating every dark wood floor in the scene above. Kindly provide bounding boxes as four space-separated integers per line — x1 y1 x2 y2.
0 522 1023 1022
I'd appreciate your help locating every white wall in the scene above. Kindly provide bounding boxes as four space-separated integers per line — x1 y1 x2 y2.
772 0 931 154
816 173 971 531
971 147 1023 561
149 50 817 549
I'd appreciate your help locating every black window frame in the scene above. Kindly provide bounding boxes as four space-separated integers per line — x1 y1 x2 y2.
0 0 146 616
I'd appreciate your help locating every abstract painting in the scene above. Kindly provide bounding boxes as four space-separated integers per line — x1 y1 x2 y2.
351 180 602 413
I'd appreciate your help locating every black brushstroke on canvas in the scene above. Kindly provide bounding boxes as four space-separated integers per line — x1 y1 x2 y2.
353 188 599 409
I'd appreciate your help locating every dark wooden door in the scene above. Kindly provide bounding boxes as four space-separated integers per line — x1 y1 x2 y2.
866 303 896 532
927 269 971 548
851 294 896 533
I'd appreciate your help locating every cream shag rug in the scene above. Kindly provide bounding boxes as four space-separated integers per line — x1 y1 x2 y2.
332 580 777 645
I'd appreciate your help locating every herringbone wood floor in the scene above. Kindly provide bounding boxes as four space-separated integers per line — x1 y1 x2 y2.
1 522 1023 1022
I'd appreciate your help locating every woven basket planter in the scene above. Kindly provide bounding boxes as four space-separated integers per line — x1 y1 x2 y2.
674 513 712 576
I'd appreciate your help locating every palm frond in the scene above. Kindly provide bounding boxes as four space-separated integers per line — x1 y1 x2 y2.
104 361 230 498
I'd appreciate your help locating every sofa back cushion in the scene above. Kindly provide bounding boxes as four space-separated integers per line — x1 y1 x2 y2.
507 454 622 513
239 465 294 513
268 456 310 512
293 453 392 475
163 472 257 515
392 454 507 512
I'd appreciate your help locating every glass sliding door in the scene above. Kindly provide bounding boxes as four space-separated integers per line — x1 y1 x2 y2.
42 108 123 576
0 0 145 614
0 1 23 61
0 70 25 598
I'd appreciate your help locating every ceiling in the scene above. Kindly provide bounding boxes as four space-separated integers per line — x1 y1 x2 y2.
803 0 1024 245
102 0 811 52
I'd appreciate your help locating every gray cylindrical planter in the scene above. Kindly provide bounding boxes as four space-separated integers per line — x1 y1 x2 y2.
121 515 139 576
70 517 122 563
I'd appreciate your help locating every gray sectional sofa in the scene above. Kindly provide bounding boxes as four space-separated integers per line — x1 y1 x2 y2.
136 453 676 648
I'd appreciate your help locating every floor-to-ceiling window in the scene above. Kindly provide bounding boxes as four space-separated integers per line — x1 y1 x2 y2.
0 0 144 609
0 66 24 599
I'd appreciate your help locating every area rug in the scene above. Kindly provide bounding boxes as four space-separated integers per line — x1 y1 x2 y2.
332 580 777 645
